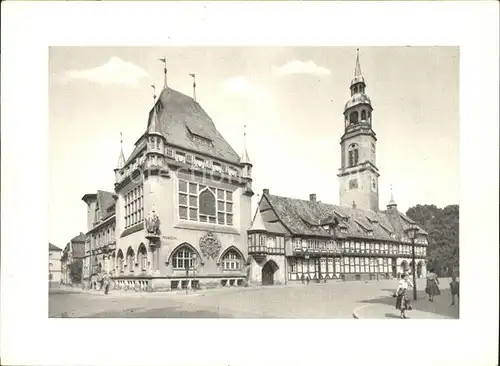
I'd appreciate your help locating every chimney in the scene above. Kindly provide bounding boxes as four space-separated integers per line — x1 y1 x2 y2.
352 200 357 209
263 188 269 195
309 193 317 202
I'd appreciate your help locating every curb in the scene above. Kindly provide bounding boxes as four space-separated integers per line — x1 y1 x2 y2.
352 304 372 319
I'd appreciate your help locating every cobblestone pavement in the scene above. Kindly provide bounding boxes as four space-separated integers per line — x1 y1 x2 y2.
49 278 457 318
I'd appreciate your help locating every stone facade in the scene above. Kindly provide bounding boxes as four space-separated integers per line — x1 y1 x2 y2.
82 79 253 292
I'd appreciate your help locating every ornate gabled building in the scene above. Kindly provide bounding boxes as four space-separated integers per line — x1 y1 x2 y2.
81 190 117 290
247 50 429 285
82 69 253 292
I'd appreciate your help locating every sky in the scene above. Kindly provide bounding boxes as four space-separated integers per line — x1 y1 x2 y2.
49 46 459 247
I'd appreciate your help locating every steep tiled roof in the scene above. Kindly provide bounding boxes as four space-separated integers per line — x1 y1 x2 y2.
49 243 62 251
144 87 241 164
71 242 86 259
71 232 86 243
263 193 426 241
249 208 287 235
97 190 116 220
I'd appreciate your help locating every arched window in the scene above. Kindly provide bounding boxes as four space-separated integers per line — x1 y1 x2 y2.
199 188 216 217
222 250 243 270
117 250 124 273
172 246 196 269
348 144 359 167
361 110 367 121
126 247 135 272
349 111 359 124
353 86 358 94
138 244 147 271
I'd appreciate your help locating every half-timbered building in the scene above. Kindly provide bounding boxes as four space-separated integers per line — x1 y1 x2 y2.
247 51 428 285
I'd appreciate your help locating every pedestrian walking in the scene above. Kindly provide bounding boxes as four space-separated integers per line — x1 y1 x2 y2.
425 268 441 302
450 275 459 306
395 273 413 319
103 275 110 295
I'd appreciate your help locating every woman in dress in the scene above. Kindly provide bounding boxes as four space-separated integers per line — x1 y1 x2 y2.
425 268 441 302
395 273 413 319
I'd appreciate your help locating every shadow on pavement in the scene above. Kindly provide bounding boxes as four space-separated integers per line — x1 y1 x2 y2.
384 313 401 319
359 288 458 318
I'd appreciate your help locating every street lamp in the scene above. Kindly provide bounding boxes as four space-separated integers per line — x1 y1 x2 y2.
405 223 419 301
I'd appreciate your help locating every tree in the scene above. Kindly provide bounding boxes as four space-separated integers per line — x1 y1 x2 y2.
406 204 459 277
69 260 83 284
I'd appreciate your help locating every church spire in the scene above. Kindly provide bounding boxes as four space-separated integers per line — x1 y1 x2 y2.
354 48 362 78
387 185 397 208
240 124 251 165
116 132 126 170
350 48 366 91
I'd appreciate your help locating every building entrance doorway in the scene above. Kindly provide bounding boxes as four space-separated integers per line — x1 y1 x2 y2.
262 260 278 286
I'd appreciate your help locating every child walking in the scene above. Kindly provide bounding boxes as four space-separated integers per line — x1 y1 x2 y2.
450 276 459 306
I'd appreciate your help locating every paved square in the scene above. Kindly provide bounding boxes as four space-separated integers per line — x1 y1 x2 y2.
49 278 459 319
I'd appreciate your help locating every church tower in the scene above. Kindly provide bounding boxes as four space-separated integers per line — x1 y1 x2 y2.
338 49 380 211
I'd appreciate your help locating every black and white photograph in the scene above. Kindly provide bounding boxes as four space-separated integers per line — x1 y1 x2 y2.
1 2 498 366
47 46 460 320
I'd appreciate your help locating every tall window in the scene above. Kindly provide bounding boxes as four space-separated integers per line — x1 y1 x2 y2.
348 144 359 167
222 250 242 270
138 244 147 271
126 248 135 272
178 180 234 226
172 247 195 269
117 250 124 272
125 184 144 228
361 110 367 121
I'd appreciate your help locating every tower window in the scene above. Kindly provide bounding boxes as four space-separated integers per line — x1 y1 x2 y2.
349 179 358 189
350 111 359 124
348 144 359 167
361 110 367 121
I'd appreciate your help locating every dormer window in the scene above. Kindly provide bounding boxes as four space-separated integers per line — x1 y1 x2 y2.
175 152 186 163
195 157 204 168
213 162 222 173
